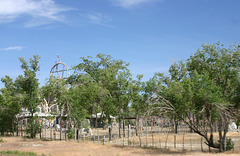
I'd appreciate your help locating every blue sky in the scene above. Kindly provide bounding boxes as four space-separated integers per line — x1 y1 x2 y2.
0 0 240 88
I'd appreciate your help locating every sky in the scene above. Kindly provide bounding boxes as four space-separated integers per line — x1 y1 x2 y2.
0 0 240 88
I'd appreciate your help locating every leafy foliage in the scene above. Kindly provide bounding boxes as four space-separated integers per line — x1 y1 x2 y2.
0 43 239 152
16 55 41 138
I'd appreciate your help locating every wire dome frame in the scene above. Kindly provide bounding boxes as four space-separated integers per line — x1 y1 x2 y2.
50 54 70 79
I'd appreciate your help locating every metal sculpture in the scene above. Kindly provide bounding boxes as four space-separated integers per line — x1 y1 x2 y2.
50 54 70 79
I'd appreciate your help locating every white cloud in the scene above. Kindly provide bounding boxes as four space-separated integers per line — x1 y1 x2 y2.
87 13 114 28
0 46 23 51
110 0 163 8
0 0 72 27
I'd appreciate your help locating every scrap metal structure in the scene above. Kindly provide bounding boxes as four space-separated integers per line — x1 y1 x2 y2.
50 54 70 79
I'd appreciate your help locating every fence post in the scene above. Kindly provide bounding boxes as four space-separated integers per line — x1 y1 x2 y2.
128 124 130 146
80 128 82 142
123 132 125 146
182 132 185 151
21 120 23 136
109 127 112 141
97 128 99 142
48 120 50 139
151 118 154 147
174 135 176 149
39 119 41 139
65 131 66 141
60 119 62 141
74 128 77 141
103 136 105 145
146 119 148 147
45 120 46 139
16 119 18 136
50 124 52 140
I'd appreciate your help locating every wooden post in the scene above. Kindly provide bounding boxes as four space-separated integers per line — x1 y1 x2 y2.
49 120 51 139
132 126 134 138
44 120 46 139
135 118 138 136
117 131 119 144
123 131 125 146
60 119 62 141
40 123 41 139
103 136 105 145
80 128 82 142
138 120 142 147
54 117 56 140
201 137 203 151
16 119 19 136
21 120 23 136
109 127 112 141
182 132 185 151
74 127 77 141
174 135 176 149
161 119 163 133
97 128 99 142
123 119 125 138
128 124 130 146
128 124 131 138
65 131 66 141
146 118 148 147
151 118 154 147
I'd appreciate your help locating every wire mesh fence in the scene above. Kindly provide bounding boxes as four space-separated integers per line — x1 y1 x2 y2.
13 117 240 153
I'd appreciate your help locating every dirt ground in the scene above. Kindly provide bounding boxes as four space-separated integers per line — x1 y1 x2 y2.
0 137 240 156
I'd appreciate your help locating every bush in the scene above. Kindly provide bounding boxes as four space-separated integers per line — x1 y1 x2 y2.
67 129 75 139
226 138 234 151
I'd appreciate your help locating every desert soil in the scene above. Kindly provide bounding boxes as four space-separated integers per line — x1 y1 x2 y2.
0 137 240 156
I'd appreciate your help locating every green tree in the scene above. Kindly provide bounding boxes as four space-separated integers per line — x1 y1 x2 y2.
16 55 41 138
74 54 132 131
68 74 102 129
149 43 240 152
0 76 21 135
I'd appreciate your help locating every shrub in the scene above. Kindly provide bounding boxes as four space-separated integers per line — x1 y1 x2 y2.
226 138 234 151
67 129 75 139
